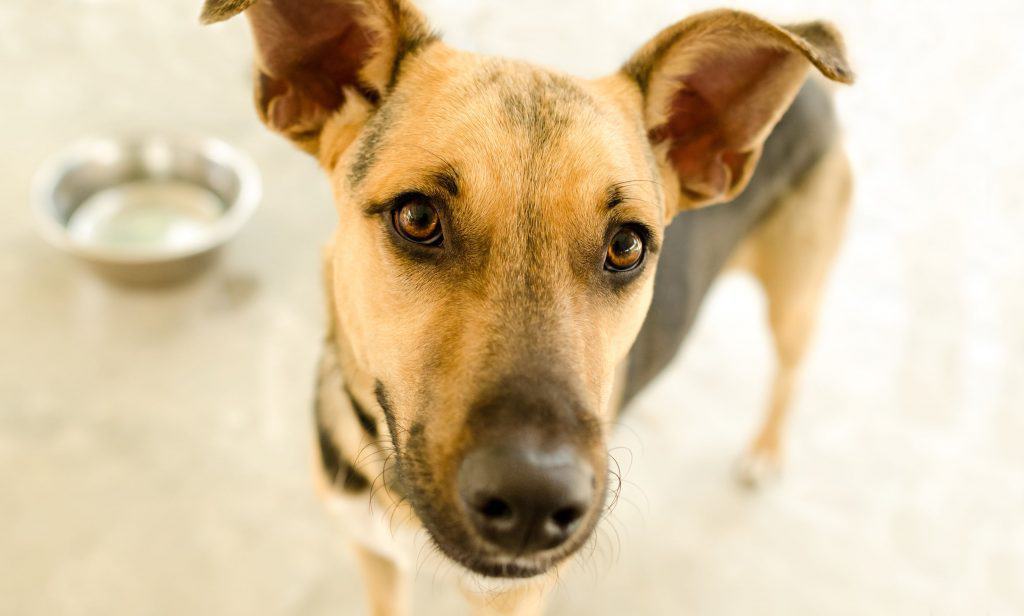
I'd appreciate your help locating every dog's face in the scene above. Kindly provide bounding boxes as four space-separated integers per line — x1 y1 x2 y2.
202 0 851 578
329 53 660 575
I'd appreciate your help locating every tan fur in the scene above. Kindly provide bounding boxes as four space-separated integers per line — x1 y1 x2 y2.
730 142 853 485
202 2 853 613
461 579 552 616
354 545 410 616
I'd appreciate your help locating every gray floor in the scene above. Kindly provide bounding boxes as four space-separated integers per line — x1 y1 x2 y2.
2 0 1022 614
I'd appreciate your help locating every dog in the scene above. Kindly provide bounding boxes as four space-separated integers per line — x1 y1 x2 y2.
201 1 854 613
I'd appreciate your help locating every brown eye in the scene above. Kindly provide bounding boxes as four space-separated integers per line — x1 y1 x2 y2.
605 227 644 272
392 198 442 245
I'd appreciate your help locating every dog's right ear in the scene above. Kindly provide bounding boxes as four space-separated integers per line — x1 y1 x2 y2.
200 0 435 155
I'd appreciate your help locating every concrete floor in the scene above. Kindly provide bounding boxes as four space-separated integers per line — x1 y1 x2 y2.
2 0 1022 614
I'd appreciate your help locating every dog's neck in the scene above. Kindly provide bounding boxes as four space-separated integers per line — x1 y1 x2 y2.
317 315 413 503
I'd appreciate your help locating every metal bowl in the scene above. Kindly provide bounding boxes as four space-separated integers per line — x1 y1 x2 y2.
32 135 261 284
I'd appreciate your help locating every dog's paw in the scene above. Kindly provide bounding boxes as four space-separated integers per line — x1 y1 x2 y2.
733 446 782 489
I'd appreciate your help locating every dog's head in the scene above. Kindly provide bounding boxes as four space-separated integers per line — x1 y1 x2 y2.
202 0 852 578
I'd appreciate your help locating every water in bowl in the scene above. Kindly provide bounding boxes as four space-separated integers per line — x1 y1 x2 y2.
67 179 225 253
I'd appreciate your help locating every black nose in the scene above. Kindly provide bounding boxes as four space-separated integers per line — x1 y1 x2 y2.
457 439 595 554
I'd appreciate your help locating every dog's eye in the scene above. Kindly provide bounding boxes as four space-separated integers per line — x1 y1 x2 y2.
392 198 442 245
605 227 645 272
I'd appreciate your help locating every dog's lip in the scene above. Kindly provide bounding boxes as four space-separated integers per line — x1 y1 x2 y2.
446 551 556 579
425 510 601 579
425 527 557 578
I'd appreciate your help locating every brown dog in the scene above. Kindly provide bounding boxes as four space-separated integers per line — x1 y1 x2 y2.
201 1 854 613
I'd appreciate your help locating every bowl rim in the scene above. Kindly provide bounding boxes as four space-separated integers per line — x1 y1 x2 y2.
31 134 262 264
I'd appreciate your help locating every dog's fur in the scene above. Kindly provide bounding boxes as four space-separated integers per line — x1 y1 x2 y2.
201 1 854 613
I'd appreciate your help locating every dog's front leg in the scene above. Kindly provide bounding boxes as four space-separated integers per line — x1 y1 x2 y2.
352 544 409 616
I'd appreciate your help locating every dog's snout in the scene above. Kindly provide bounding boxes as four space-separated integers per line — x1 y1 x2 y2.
458 439 594 554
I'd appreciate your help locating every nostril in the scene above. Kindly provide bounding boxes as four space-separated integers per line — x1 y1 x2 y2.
477 497 513 521
550 505 583 530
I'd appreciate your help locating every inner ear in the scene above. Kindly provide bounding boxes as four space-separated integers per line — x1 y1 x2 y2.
246 0 382 148
252 9 379 139
201 0 435 155
658 47 795 203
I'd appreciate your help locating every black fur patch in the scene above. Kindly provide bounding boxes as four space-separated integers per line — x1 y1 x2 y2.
498 71 592 147
387 32 440 92
313 367 370 493
348 100 395 188
432 168 460 197
315 417 370 493
348 32 439 187
607 184 627 210
344 386 379 437
622 30 686 96
374 380 400 449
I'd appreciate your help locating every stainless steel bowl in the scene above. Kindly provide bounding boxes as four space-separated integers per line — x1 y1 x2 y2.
32 135 261 284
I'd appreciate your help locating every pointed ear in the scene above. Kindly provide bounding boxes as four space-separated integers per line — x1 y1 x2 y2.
622 10 854 214
201 0 436 155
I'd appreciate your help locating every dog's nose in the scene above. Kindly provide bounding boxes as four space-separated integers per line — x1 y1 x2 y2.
457 440 595 553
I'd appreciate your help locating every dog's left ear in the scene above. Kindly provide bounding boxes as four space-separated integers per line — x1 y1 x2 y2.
622 10 854 215
200 0 435 155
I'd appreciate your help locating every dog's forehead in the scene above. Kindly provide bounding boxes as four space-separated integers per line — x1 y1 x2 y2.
471 61 595 145
347 50 658 219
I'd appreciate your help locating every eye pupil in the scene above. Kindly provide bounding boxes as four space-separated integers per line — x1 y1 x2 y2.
606 228 644 271
394 200 441 244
